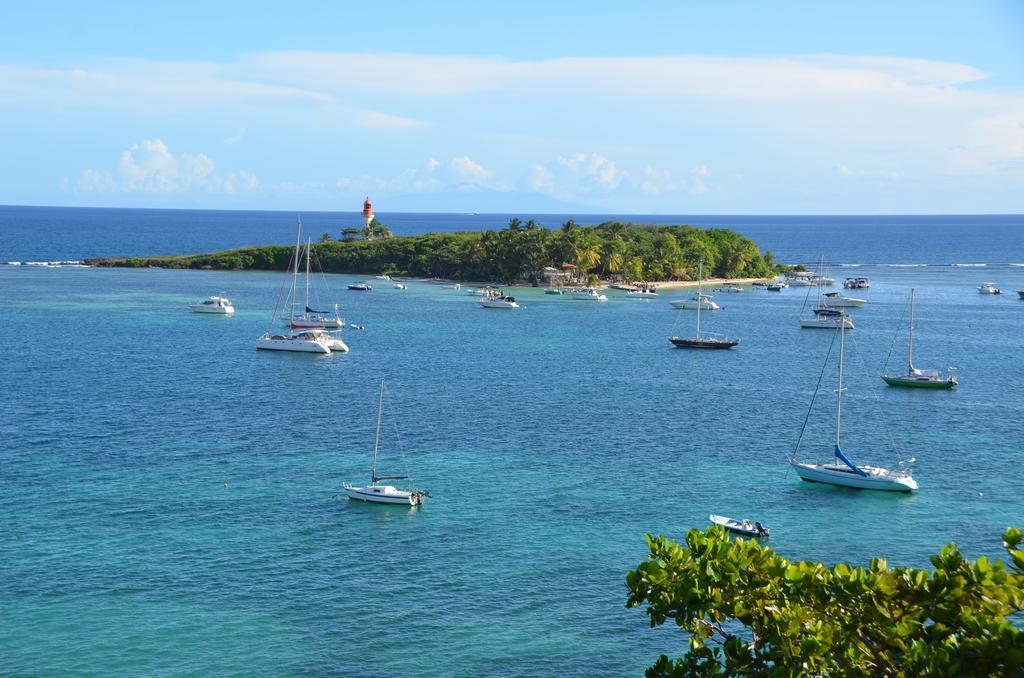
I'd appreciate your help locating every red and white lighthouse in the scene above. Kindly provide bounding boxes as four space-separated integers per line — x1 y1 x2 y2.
362 196 375 228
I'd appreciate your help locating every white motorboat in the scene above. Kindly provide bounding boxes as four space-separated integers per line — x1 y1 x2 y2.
625 289 658 299
820 291 867 308
789 320 918 493
375 274 392 281
568 287 608 301
393 283 407 290
189 295 235 314
670 292 719 311
716 283 744 293
440 283 462 290
844 277 869 289
978 282 1001 295
709 514 769 538
343 379 428 507
478 290 519 309
800 308 854 329
257 329 347 354
348 282 372 291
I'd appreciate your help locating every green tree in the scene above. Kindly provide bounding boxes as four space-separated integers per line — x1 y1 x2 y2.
340 227 362 242
626 527 1024 676
320 232 332 243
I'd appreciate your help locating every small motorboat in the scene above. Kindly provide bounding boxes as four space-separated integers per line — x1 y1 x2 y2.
544 288 565 295
189 295 234 314
375 274 392 281
479 290 519 309
625 288 658 299
567 287 608 301
716 283 743 293
844 277 870 289
766 283 785 291
821 291 867 308
393 283 407 290
669 293 719 310
348 282 373 291
709 514 770 538
978 282 1001 295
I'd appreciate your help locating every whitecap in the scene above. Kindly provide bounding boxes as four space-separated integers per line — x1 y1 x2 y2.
953 263 986 267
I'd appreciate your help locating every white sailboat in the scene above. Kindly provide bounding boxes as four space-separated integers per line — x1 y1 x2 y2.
281 238 345 329
257 221 349 353
789 321 919 492
343 380 428 506
800 259 854 329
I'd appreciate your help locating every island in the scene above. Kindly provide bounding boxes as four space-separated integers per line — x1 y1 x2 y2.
87 219 779 285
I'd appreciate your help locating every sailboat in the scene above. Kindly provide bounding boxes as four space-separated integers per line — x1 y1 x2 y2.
343 380 428 506
282 238 345 330
800 258 854 329
669 261 739 349
881 289 957 389
257 221 348 354
789 321 919 492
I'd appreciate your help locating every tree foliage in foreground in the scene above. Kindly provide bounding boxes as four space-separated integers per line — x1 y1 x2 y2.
626 527 1024 676
88 220 777 283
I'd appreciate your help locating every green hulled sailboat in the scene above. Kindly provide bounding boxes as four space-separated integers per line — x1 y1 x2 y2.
881 289 957 389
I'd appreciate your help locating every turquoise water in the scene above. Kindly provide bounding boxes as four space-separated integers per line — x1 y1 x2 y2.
1 264 1022 674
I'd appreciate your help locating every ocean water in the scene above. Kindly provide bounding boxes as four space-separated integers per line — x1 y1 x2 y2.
1 208 1023 675
2 205 1023 266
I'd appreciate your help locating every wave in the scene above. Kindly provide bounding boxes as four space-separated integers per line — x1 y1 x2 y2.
952 263 986 267
840 263 863 268
884 263 928 268
1010 263 1024 267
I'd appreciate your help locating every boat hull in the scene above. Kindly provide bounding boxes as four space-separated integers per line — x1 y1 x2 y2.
670 300 719 310
800 316 854 329
881 374 956 389
669 337 738 349
344 485 423 505
790 461 918 492
479 300 518 308
256 336 332 353
822 297 866 308
190 306 234 314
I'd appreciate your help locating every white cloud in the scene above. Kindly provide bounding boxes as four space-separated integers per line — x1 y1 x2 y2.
77 138 259 194
449 155 490 182
224 127 246 144
641 164 711 196
352 109 428 130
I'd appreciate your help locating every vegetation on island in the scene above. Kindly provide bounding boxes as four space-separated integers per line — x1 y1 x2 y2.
626 526 1024 676
88 218 778 283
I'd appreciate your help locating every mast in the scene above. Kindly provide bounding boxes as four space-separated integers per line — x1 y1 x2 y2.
908 288 915 373
835 318 845 450
290 218 302 320
695 260 703 339
305 237 311 311
371 378 384 482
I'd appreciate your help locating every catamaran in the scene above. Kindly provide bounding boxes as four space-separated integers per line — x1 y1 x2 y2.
789 321 919 492
881 289 957 389
343 379 428 506
669 261 739 349
257 221 349 354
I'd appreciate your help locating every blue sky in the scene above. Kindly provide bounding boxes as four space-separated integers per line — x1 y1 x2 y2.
1 1 1022 213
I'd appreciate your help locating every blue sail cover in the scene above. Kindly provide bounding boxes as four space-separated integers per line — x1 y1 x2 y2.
306 305 334 314
834 445 867 476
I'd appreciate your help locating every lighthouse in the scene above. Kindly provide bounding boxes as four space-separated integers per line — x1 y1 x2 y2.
362 197 375 229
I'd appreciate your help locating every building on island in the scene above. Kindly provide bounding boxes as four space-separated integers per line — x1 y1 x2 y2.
362 197 375 229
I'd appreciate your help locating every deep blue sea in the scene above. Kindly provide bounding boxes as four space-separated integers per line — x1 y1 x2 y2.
1 206 1022 675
